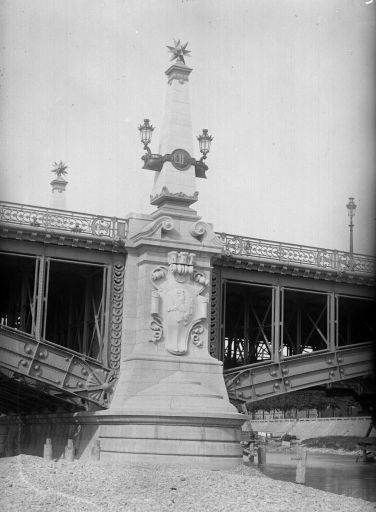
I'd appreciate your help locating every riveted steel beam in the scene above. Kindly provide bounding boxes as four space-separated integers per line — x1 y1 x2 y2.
224 342 374 404
0 325 117 408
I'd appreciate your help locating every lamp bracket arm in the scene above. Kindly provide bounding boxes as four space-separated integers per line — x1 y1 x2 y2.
194 159 208 179
143 144 152 155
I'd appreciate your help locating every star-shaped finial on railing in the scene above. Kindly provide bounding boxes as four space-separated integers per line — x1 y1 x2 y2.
167 39 191 65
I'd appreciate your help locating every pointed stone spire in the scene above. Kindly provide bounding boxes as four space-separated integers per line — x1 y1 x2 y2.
150 41 198 208
49 161 68 209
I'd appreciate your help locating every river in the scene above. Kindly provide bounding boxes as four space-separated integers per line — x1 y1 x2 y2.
259 451 376 502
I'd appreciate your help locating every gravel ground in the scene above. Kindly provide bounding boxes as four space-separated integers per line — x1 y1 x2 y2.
0 455 374 512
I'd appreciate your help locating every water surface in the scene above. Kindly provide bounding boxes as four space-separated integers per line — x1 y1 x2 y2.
259 452 376 502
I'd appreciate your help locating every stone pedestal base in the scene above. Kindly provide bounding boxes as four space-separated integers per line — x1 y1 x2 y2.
93 410 244 469
110 355 230 408
93 369 245 469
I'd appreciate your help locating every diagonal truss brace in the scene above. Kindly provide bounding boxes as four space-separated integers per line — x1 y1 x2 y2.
0 325 116 408
224 342 374 404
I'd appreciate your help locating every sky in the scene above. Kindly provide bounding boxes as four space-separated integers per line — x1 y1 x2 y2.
0 0 375 254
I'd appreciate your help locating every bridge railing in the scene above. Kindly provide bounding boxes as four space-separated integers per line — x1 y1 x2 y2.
216 232 375 276
0 201 128 241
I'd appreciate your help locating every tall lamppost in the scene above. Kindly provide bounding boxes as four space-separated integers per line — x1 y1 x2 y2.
346 197 356 266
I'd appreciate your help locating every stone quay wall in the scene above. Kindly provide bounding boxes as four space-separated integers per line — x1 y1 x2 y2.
249 416 375 439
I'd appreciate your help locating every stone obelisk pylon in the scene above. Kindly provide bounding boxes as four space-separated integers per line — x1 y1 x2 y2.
96 41 244 468
150 47 197 207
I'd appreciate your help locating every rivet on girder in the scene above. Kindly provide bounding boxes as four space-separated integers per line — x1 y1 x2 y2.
284 380 290 386
282 367 288 374
82 369 88 376
238 391 244 397
34 365 39 370
339 368 344 374
20 359 28 367
326 359 332 365
329 370 335 377
77 382 83 388
274 382 280 388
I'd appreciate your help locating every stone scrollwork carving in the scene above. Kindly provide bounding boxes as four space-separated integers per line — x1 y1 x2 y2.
189 221 207 241
150 291 163 344
150 251 209 355
131 215 175 243
190 220 223 248
150 318 163 343
190 322 204 347
151 267 167 282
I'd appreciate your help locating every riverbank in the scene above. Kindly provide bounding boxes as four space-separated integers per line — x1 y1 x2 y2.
267 444 363 456
0 454 374 511
265 435 376 457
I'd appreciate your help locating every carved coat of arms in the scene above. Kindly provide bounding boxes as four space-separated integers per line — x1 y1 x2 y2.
150 251 209 355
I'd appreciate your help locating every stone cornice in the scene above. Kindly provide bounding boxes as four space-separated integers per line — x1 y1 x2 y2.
126 236 223 257
214 255 375 286
0 224 126 252
165 62 193 84
150 187 198 207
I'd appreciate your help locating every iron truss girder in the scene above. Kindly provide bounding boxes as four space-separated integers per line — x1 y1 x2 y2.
0 325 117 408
224 342 374 404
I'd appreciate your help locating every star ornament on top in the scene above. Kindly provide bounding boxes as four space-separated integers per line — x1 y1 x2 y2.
167 40 191 65
51 161 68 177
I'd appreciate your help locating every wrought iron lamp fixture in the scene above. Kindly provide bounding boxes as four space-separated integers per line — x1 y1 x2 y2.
138 119 213 178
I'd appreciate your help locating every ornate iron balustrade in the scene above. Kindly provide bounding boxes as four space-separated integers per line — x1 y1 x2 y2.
216 232 375 276
0 201 128 241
